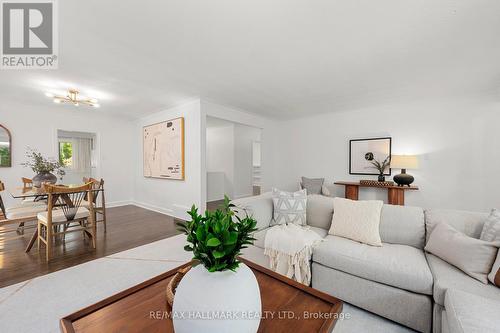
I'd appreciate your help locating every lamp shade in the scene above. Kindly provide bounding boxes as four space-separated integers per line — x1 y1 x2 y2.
391 155 419 169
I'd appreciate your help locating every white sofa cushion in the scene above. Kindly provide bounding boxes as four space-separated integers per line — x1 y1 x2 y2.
305 194 334 230
253 226 327 249
379 204 425 249
425 222 498 284
480 208 500 242
426 253 500 306
445 289 500 333
329 198 383 246
425 209 488 243
313 235 433 294
37 207 89 223
233 192 273 231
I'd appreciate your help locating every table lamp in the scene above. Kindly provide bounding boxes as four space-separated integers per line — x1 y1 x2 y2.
391 155 419 186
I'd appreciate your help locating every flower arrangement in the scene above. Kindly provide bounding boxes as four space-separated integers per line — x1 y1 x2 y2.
21 147 66 179
176 196 258 272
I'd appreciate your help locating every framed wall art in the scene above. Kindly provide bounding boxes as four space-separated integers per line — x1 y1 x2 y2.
143 117 185 180
349 137 391 176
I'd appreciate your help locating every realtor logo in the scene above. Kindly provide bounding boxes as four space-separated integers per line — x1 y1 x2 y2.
1 0 58 69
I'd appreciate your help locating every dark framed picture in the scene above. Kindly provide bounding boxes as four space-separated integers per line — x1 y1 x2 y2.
349 137 392 176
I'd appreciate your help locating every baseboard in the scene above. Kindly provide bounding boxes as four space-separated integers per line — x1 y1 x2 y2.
106 200 133 208
132 201 174 216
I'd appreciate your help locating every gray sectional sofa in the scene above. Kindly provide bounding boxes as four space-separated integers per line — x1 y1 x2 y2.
234 193 500 333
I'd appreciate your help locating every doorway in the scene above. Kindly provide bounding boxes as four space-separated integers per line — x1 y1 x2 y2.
206 117 262 208
57 130 98 184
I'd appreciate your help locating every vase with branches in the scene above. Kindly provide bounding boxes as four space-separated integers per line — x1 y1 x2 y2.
367 155 391 181
21 147 66 187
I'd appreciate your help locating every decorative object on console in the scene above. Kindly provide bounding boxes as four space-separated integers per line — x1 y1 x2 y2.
349 137 392 176
271 188 307 226
174 197 261 333
21 147 65 187
359 179 395 187
45 89 100 107
0 124 12 167
143 117 185 180
391 155 419 186
300 176 324 195
425 222 499 284
329 197 384 246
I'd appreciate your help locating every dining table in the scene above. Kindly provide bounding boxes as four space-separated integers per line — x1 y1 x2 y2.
7 185 103 253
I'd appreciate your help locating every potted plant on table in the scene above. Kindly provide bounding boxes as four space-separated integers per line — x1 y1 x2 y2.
21 147 65 187
173 196 261 333
366 155 391 182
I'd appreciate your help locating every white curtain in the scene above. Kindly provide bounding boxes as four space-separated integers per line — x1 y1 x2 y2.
72 138 92 173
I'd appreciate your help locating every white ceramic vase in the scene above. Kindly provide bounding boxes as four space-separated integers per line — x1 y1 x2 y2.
172 263 261 333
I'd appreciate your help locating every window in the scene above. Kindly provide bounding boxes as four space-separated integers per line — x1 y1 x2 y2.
59 141 73 167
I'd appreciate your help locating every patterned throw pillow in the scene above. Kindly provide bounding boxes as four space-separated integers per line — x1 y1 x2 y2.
480 209 500 242
271 188 307 226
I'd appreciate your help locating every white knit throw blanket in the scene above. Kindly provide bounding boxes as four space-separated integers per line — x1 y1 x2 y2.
264 224 323 285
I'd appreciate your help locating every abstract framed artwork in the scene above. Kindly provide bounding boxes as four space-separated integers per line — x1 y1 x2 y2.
349 137 392 176
143 117 185 180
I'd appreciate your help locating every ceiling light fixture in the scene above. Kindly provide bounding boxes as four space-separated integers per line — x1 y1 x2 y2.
45 89 100 108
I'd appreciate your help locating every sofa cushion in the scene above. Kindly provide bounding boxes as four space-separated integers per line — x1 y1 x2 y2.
426 253 500 306
445 289 500 333
233 192 273 231
329 198 383 246
425 209 488 243
306 194 334 230
253 226 327 249
425 222 499 284
380 204 425 249
300 177 324 195
271 188 307 226
313 235 433 294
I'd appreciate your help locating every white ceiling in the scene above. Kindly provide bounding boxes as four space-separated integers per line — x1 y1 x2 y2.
1 0 499 119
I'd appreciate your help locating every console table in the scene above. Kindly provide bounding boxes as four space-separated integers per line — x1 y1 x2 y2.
334 181 418 206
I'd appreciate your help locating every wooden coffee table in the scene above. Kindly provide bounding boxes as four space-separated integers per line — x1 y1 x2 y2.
60 258 343 333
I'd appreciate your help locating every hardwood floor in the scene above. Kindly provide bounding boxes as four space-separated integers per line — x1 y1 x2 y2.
0 205 180 288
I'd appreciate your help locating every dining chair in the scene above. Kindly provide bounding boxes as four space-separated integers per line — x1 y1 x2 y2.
82 177 107 233
0 180 47 233
37 183 96 261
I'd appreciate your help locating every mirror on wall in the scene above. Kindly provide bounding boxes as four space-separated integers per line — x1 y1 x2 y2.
0 124 11 167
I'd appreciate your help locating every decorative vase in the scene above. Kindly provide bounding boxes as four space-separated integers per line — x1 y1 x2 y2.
393 169 414 187
32 172 57 188
377 174 385 182
172 263 261 333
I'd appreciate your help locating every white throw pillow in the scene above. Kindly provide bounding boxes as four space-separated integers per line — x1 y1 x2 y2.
329 198 383 246
271 188 307 226
425 222 499 284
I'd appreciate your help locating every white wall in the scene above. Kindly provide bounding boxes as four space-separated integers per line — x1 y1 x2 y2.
0 103 134 206
133 100 203 219
206 124 234 199
273 99 500 212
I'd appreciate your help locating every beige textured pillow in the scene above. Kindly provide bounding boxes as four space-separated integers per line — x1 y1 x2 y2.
489 250 500 287
425 222 499 284
329 198 383 246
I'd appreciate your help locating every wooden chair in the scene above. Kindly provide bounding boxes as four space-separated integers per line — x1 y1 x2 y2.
22 177 33 190
83 177 107 232
37 183 96 261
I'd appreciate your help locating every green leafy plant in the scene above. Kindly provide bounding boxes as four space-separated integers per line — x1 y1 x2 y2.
176 196 258 272
368 155 391 175
21 147 66 179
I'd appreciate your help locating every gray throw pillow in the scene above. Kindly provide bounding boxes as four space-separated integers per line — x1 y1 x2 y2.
425 222 499 284
300 177 324 195
480 209 500 242
271 188 307 226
